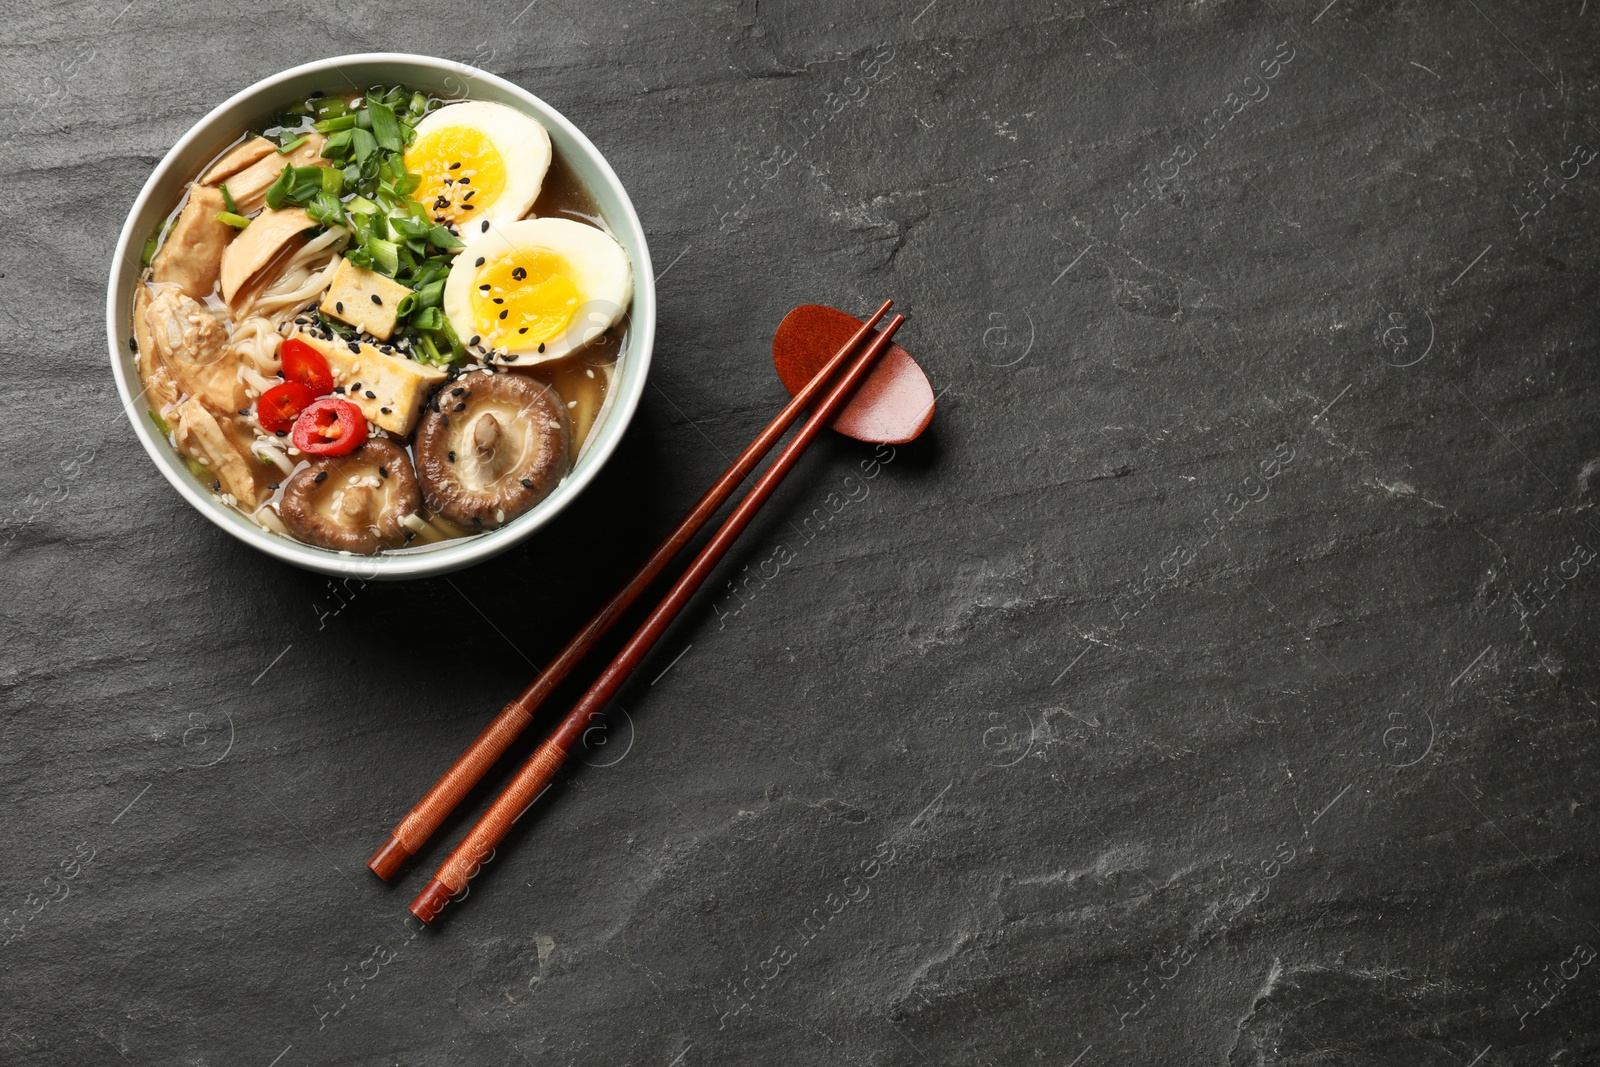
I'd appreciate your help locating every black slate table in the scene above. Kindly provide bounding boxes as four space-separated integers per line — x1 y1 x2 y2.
4 1 1599 1063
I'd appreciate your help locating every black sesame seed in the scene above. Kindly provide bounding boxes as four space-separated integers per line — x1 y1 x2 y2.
498 310 508 320
479 284 490 291
365 390 376 399
511 266 527 280
314 471 328 484
447 450 456 463
537 343 545 353
347 342 360 353
379 466 388 478
380 406 391 414
480 221 489 233
462 203 475 211
492 297 503 304
128 337 138 352
451 387 465 396
441 414 450 426
454 402 466 412
211 480 221 491
350 383 360 391
521 478 534 489
275 430 287 437
238 408 249 415
468 335 480 346
474 256 485 266
449 161 460 170
463 191 475 201
518 327 528 334
460 177 470 185
505 352 519 361
268 482 280 491
335 301 344 313
371 293 382 305
334 386 345 394
472 516 483 527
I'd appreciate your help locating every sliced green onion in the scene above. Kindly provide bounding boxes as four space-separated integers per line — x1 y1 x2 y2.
428 225 463 250
311 96 351 120
313 114 357 134
412 307 444 331
306 191 344 228
367 100 402 153
319 166 344 195
344 195 381 215
215 211 252 229
263 166 295 209
277 133 309 154
394 291 419 317
219 183 238 214
149 409 171 437
140 234 158 267
350 126 377 162
416 280 445 309
366 237 400 276
321 129 354 159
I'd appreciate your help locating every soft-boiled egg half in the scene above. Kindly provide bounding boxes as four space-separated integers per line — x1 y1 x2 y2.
443 218 632 364
404 101 551 230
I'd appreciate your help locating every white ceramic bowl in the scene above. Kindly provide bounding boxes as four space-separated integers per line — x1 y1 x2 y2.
106 53 654 580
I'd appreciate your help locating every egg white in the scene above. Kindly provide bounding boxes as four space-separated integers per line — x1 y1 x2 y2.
444 217 633 364
408 101 551 228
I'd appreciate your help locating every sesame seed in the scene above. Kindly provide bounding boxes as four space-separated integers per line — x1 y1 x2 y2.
460 177 470 185
474 257 484 266
454 402 466 412
447 450 456 463
451 387 465 396
314 471 327 484
480 221 489 233
335 301 343 312
442 414 450 426
462 203 474 211
275 430 287 437
521 478 534 489
365 390 376 399
537 343 545 353
505 352 519 361
371 294 382 305
469 335 480 345
493 297 503 304
380 406 391 414
449 161 460 170
347 342 359 353
478 284 490 291
511 267 527 280
499 310 508 319
518 327 528 334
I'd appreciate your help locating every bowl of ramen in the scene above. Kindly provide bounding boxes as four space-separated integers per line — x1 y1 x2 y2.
106 53 655 579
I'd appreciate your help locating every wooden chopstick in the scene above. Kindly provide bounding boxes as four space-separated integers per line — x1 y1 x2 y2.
366 299 896 882
410 313 908 924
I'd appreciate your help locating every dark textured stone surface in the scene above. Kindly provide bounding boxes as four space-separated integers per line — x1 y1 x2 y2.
3 1 1600 1063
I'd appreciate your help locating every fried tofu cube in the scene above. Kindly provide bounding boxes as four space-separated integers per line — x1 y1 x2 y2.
318 259 414 341
290 330 447 436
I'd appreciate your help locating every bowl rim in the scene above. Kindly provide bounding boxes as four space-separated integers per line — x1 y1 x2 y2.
105 52 655 580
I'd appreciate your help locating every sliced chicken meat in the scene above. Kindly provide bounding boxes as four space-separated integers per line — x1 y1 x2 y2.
150 185 234 300
219 206 313 307
137 285 249 413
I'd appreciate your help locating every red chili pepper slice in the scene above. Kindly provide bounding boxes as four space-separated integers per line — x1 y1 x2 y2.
257 381 316 434
291 398 369 457
280 337 334 396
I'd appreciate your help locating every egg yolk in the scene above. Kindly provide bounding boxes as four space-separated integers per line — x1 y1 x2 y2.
404 126 508 226
471 249 582 347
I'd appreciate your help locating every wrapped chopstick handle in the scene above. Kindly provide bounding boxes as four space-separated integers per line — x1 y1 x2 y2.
410 736 570 924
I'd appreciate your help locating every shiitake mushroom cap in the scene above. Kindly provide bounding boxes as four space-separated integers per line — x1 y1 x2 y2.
278 438 421 553
413 370 570 530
